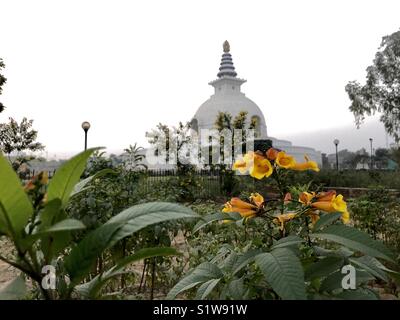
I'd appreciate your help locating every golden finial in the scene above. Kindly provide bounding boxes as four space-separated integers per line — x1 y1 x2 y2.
223 40 230 53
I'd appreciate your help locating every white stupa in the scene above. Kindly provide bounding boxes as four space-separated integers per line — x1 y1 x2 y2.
191 41 322 165
191 40 267 138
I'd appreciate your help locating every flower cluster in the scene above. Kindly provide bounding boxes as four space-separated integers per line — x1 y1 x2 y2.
299 190 350 224
222 190 350 228
223 149 350 230
233 148 319 180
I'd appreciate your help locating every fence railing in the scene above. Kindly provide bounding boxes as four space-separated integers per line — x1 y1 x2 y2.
135 169 228 199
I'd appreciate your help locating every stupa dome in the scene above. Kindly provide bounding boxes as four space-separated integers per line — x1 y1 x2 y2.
191 41 267 137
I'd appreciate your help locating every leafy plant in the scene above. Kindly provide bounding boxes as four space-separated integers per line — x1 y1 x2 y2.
169 148 399 300
0 148 198 299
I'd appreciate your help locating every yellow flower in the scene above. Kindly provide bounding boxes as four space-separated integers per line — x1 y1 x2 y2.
312 193 350 223
299 191 315 205
341 210 350 224
275 151 296 169
232 152 254 174
274 213 297 231
233 152 273 180
222 198 257 218
251 155 273 179
222 194 265 219
290 155 320 172
249 193 264 207
312 194 347 213
39 171 49 185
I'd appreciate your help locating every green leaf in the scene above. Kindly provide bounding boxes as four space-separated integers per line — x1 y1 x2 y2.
0 275 27 300
232 249 262 276
228 278 246 300
319 271 343 292
22 217 85 252
219 251 238 271
313 246 354 258
195 278 221 300
310 225 394 262
313 213 342 231
70 168 116 198
349 256 391 282
167 262 223 299
40 219 86 233
76 247 178 299
193 212 241 233
47 148 101 207
66 202 197 284
255 248 307 300
0 153 33 238
320 270 374 293
38 204 72 263
305 256 344 281
38 199 62 231
271 235 304 250
65 223 121 284
105 202 198 248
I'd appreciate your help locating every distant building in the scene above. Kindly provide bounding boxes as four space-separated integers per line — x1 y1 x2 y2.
142 41 322 169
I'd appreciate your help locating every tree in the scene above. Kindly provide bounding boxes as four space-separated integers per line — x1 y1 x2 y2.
213 111 257 194
122 143 147 170
345 30 400 141
0 58 6 113
0 117 45 170
214 111 257 164
389 146 400 167
374 148 390 169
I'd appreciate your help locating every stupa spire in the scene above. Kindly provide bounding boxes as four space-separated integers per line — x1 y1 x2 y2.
217 40 237 78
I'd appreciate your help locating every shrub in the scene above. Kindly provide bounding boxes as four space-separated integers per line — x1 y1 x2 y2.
168 149 400 300
0 148 198 299
349 187 400 254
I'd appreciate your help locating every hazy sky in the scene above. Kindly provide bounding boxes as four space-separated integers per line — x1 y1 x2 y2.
0 0 399 158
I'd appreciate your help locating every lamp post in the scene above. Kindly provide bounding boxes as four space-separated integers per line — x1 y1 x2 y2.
369 138 373 169
333 139 339 171
81 121 91 151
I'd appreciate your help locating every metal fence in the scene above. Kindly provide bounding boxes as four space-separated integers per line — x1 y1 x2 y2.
135 168 228 199
21 168 256 199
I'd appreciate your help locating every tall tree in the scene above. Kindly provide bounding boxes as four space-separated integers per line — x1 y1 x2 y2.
122 143 147 170
0 117 45 169
345 30 400 141
0 58 6 113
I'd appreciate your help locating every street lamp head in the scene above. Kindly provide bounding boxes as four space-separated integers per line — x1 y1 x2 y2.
369 138 373 142
81 121 91 131
333 139 339 146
